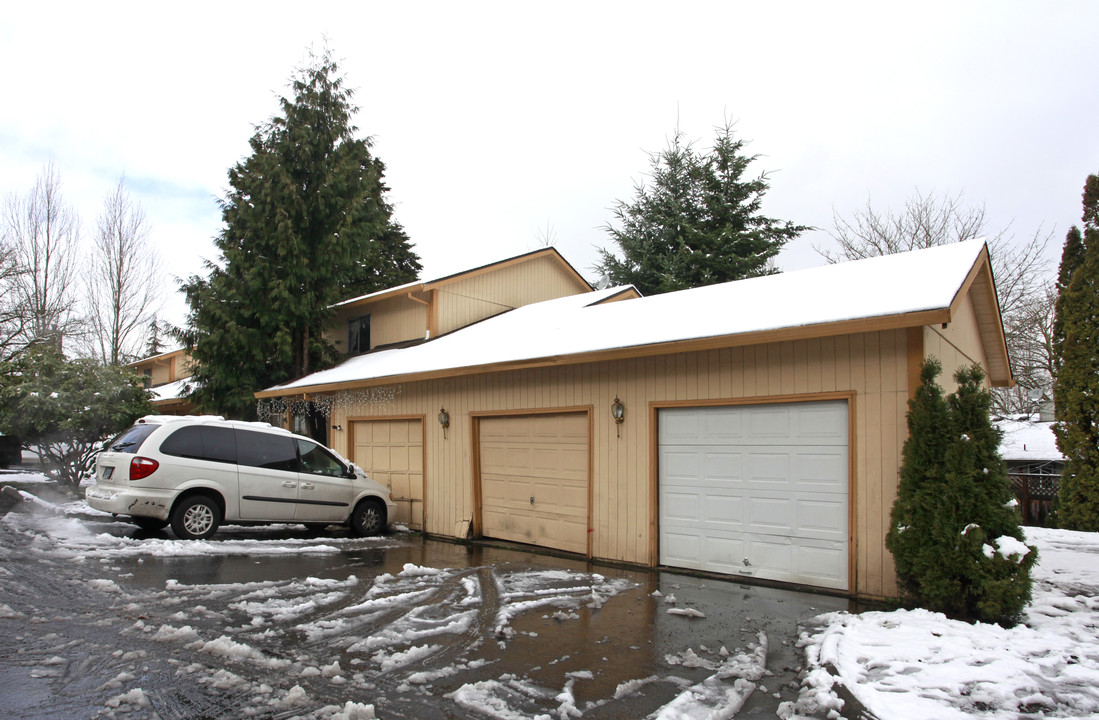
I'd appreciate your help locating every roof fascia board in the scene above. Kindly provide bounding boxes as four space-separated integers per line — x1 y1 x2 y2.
423 247 592 293
946 244 1013 386
255 306 950 399
333 248 593 313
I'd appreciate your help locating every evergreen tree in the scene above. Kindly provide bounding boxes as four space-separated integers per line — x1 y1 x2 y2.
179 49 421 419
1052 225 1084 369
887 360 1035 625
1053 174 1099 530
887 359 952 602
144 318 164 358
595 121 808 296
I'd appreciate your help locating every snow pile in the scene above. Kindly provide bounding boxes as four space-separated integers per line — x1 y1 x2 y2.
781 526 1099 719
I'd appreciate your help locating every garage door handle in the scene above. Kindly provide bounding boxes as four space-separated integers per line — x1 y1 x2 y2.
530 496 535 505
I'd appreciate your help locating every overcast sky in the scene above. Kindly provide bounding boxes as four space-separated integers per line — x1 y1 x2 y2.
2 2 1097 328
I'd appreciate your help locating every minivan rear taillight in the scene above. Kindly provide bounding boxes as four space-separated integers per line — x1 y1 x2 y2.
129 457 159 481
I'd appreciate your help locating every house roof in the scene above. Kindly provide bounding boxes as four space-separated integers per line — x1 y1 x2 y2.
997 418 1065 463
149 377 191 405
127 347 187 368
259 239 1010 397
333 246 593 310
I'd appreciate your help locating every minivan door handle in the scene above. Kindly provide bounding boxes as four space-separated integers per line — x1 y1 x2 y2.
282 481 297 488
301 482 315 490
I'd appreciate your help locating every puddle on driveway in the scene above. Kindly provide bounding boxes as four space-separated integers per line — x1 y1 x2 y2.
1 504 854 719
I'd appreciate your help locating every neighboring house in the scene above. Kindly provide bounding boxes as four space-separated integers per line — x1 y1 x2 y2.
127 349 195 415
998 414 1064 527
257 239 1011 601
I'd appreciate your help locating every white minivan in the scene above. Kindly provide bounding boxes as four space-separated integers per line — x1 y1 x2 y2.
86 416 396 540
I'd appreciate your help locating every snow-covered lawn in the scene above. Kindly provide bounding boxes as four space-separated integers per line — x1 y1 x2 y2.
782 526 1099 720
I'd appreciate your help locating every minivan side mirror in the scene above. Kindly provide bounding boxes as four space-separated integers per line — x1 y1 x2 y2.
344 464 357 479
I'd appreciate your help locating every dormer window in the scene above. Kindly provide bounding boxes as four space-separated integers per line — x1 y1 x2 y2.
348 315 371 355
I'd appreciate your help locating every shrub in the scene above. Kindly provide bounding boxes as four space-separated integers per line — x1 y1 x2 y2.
887 359 1035 625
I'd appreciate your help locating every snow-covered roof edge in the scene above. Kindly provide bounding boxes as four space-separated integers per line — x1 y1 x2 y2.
333 246 593 309
260 240 1000 397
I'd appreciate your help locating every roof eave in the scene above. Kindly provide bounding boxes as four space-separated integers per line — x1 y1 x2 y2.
255 306 952 399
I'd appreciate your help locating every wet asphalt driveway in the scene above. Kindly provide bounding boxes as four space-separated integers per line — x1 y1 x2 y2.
0 482 855 719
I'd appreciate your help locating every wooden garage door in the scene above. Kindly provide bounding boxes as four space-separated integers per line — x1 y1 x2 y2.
479 413 589 555
659 400 849 590
351 419 424 530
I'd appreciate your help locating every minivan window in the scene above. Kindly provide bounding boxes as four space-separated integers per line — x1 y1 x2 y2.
160 426 238 464
237 430 298 472
297 439 346 477
107 424 159 454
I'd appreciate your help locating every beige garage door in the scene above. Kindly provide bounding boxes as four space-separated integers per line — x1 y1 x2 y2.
479 413 589 555
351 419 424 530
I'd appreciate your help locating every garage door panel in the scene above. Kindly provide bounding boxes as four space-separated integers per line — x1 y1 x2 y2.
703 450 743 480
746 407 793 440
662 532 702 567
663 491 700 522
797 498 848 541
659 401 849 591
702 536 748 573
746 496 795 534
793 451 848 493
352 419 424 531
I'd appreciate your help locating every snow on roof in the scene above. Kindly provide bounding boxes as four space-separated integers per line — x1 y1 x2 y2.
150 377 191 404
266 239 989 394
997 417 1064 462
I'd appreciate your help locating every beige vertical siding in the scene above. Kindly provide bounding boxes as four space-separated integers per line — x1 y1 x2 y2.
322 327 910 599
436 254 588 336
326 295 429 351
924 293 990 389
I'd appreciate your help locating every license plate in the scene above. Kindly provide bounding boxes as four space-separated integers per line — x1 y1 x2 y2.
102 466 114 480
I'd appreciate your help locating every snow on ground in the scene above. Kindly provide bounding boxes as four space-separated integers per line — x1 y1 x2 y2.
781 526 1099 720
6 473 1099 719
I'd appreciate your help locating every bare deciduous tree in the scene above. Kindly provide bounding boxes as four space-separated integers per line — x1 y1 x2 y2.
819 190 1055 414
2 162 83 349
0 237 28 362
82 178 161 365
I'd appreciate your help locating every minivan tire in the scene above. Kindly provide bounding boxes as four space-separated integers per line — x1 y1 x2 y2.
171 495 221 540
350 499 385 537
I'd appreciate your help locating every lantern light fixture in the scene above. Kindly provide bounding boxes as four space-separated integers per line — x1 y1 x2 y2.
611 396 625 437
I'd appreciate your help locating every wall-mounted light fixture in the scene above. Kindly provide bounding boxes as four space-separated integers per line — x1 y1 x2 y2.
331 424 343 431
438 408 450 439
611 396 625 438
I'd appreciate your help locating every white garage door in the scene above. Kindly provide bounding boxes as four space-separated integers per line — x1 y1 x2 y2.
479 413 589 555
659 400 850 590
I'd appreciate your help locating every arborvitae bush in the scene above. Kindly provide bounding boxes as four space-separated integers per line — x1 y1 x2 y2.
1054 173 1099 531
887 359 1036 625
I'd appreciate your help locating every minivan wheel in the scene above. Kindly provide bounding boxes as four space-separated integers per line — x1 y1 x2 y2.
132 516 169 531
171 495 220 540
350 499 385 537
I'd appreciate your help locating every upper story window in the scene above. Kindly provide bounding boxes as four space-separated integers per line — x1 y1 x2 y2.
348 315 370 355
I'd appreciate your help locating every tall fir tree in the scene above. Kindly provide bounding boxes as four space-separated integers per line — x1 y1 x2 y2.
179 49 421 419
887 360 1034 625
595 121 808 296
1053 174 1099 530
1052 225 1084 369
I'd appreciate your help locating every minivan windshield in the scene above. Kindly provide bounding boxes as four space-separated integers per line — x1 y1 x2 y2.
105 424 160 454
